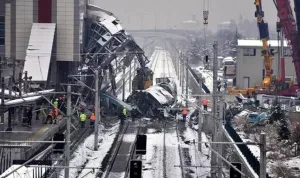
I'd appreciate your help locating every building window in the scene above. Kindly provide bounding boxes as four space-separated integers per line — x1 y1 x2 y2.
243 48 256 56
0 16 4 45
284 47 292 56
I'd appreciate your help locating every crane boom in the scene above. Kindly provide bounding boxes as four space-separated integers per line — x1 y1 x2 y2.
276 0 300 85
254 0 274 88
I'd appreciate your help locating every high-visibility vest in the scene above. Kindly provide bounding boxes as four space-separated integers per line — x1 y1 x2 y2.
122 109 127 116
80 114 87 121
202 99 208 105
54 108 58 116
90 114 96 121
53 101 58 108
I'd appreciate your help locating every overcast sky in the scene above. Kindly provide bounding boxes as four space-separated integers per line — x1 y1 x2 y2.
92 0 294 30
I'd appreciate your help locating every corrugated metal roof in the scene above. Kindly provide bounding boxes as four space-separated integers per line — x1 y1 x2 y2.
23 23 56 81
100 16 123 35
237 39 288 47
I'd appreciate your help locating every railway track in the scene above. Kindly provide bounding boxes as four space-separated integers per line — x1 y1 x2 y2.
176 122 188 178
100 121 141 178
46 125 92 178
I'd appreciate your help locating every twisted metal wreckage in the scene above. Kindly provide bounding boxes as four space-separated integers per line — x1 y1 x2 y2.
76 10 176 118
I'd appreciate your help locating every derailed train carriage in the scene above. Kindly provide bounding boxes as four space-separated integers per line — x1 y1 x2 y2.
127 78 177 119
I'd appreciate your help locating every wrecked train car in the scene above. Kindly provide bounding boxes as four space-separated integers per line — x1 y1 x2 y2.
126 85 175 118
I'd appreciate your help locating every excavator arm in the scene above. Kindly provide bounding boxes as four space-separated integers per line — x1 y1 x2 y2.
254 0 274 88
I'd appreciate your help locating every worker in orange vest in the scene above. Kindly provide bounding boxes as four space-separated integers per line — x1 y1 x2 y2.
53 108 59 124
45 111 53 124
90 113 96 127
182 108 188 121
202 99 208 111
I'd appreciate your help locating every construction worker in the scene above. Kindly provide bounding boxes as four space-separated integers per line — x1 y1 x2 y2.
80 112 87 128
45 111 53 124
27 107 33 127
202 99 208 111
53 108 59 124
53 99 58 109
90 113 95 127
182 108 188 121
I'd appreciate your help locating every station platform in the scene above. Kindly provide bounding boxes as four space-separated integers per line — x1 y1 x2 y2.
0 115 67 174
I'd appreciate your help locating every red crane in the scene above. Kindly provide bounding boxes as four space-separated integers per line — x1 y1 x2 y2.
275 0 300 96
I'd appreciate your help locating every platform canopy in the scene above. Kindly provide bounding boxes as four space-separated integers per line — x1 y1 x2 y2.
23 23 56 82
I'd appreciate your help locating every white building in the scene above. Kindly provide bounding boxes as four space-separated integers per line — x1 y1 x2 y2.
236 39 296 89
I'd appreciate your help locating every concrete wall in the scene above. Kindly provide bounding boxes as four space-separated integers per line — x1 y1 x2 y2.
0 0 5 56
15 0 33 60
5 3 10 58
56 0 80 62
236 46 296 89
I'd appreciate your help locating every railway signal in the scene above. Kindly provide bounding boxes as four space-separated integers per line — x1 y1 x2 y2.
136 134 147 155
130 160 142 178
53 133 65 153
230 162 242 178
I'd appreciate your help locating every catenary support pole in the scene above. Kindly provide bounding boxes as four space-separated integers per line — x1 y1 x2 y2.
185 56 189 107
7 77 12 131
260 133 267 178
1 77 5 138
65 85 71 178
178 52 181 81
122 64 125 101
217 96 224 178
211 40 218 178
94 69 99 151
129 58 132 92
181 54 184 94
198 73 203 152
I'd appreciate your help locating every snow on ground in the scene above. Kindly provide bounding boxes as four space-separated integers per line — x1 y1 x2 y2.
122 132 137 143
182 127 211 177
143 129 165 178
165 128 183 177
59 124 120 178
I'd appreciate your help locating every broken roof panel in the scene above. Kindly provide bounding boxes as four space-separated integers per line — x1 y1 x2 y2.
4 96 42 106
145 86 174 105
23 23 56 81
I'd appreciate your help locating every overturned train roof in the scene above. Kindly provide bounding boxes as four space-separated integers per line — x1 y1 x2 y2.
126 83 176 118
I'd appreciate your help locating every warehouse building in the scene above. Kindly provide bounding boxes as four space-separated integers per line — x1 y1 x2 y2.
236 39 296 89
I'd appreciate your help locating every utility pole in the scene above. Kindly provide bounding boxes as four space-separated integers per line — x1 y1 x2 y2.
211 40 218 178
260 133 267 178
122 64 125 101
198 73 203 152
185 57 188 107
65 85 71 178
94 69 100 151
